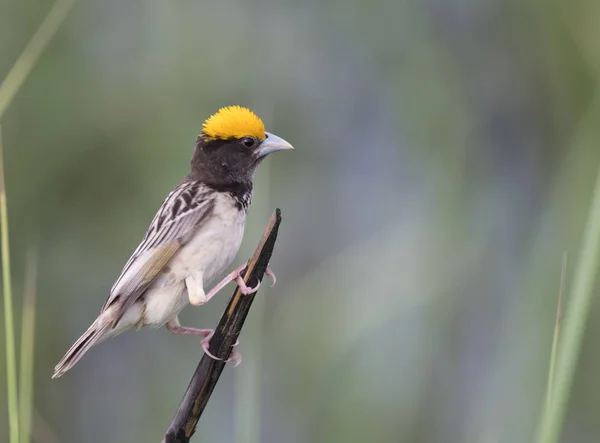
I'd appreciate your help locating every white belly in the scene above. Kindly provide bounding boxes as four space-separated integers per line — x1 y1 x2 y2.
142 196 246 326
171 206 246 284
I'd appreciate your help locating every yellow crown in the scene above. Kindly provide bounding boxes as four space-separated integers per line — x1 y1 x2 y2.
201 106 266 141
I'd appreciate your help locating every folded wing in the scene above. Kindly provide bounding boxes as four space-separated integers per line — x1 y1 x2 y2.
102 180 215 326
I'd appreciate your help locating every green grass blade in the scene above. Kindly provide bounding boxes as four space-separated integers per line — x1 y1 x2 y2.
544 252 566 411
19 248 38 443
0 125 19 443
0 2 76 440
0 0 77 119
536 167 600 443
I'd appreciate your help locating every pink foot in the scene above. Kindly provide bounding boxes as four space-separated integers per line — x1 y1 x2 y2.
167 320 241 366
166 322 213 338
233 265 276 294
201 331 242 367
203 263 259 300
235 271 260 295
202 263 277 300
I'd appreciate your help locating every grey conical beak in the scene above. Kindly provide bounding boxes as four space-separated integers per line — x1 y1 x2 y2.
257 132 294 158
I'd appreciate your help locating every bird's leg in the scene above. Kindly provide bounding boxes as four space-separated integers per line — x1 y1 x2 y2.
204 263 258 298
166 318 241 366
204 263 277 300
166 317 213 338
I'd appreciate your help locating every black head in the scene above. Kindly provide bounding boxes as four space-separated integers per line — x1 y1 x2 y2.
188 106 293 186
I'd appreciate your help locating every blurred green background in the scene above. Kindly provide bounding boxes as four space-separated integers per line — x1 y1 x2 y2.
2 0 600 442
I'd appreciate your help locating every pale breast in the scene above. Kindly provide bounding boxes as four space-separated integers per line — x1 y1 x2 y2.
167 193 246 285
140 196 246 326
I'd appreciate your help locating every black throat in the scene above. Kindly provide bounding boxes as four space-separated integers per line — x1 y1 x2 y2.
205 180 253 211
189 136 255 211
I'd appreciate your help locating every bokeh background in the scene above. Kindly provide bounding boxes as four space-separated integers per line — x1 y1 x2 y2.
2 0 600 442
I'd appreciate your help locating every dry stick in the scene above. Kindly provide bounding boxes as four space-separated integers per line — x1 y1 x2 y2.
163 209 282 443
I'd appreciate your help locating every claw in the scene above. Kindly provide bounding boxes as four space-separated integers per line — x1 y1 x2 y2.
201 331 242 366
199 261 274 303
266 266 276 287
168 319 241 366
236 274 260 295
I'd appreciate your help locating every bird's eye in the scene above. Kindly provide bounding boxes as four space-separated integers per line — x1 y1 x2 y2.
241 137 255 148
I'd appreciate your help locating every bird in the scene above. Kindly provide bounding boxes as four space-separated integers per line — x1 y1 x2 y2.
52 105 293 378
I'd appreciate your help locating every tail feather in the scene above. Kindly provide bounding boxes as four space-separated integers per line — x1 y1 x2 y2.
52 320 111 379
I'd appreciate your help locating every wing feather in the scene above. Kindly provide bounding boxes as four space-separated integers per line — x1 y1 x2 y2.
102 181 215 325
